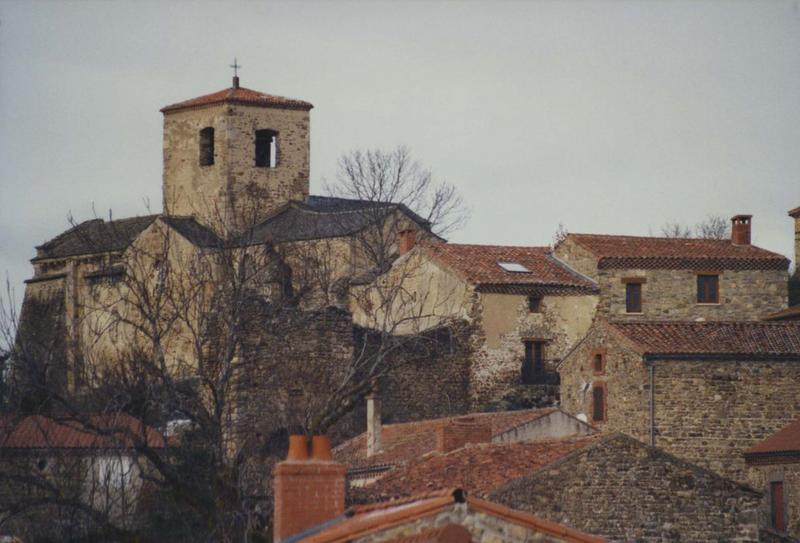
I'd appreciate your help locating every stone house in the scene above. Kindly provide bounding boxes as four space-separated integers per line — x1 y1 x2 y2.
744 417 800 540
491 433 762 543
271 435 604 542
351 243 599 410
766 205 800 320
558 319 800 484
553 218 790 321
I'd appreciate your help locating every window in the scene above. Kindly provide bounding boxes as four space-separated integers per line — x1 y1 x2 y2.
771 481 786 532
697 274 719 304
199 127 214 166
592 383 606 422
592 350 606 375
498 261 530 273
625 282 642 313
528 296 542 313
522 340 545 384
255 129 278 168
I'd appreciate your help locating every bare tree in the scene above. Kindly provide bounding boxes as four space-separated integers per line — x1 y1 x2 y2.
694 215 730 240
660 221 693 239
551 223 568 248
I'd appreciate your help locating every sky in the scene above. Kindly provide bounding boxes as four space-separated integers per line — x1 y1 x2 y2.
1 0 799 305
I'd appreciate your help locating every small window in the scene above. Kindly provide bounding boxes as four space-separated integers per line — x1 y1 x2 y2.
625 282 642 313
592 384 606 422
771 481 786 532
697 274 719 303
528 296 542 313
199 127 214 166
592 352 605 374
255 129 278 168
522 340 545 384
498 261 530 273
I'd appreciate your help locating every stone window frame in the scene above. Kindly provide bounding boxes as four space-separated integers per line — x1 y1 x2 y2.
591 347 607 376
768 471 788 533
621 277 645 314
591 381 607 423
696 271 722 305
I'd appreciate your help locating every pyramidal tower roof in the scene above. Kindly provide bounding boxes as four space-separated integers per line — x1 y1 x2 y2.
160 76 313 113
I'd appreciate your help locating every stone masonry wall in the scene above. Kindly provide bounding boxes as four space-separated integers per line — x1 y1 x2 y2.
596 267 788 321
162 103 310 231
491 434 762 543
746 460 800 540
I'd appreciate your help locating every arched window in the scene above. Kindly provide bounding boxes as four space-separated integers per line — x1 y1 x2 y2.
199 127 214 166
592 383 606 422
255 129 278 168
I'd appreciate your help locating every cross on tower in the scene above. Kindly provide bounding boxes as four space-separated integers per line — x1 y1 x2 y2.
230 58 241 88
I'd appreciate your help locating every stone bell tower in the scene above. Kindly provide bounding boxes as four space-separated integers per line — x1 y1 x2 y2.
160 68 312 233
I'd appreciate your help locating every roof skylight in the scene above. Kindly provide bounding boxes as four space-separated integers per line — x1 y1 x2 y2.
497 261 531 273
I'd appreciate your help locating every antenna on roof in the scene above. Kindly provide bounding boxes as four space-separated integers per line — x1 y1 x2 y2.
230 57 241 89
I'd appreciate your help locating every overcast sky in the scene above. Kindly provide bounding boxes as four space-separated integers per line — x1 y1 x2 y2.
1 0 798 304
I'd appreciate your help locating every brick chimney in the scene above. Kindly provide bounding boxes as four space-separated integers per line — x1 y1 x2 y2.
399 229 417 255
366 385 382 457
436 417 493 453
731 214 752 245
273 435 346 542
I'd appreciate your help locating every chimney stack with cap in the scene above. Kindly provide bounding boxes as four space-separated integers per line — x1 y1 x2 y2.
366 382 382 457
398 229 417 256
273 435 346 542
731 215 752 246
436 417 493 454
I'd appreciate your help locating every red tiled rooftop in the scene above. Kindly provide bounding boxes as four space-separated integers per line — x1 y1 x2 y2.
353 437 597 503
421 243 596 290
0 413 166 450
607 321 800 357
160 83 313 113
333 408 559 468
565 233 788 270
745 418 800 457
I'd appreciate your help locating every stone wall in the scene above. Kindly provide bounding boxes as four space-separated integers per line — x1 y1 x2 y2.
490 434 762 543
746 459 800 540
162 103 310 231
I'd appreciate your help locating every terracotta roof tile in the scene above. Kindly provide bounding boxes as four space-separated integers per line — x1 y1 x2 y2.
607 321 800 357
421 244 597 291
352 437 597 503
764 305 800 321
0 414 166 450
565 233 788 270
160 84 313 113
333 408 559 469
745 418 800 457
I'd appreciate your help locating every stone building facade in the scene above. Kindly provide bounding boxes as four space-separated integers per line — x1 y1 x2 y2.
559 320 800 484
491 433 762 543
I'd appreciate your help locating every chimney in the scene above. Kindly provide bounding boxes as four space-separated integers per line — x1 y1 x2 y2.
436 417 493 454
790 206 800 277
731 215 752 245
366 383 382 457
273 435 346 542
399 229 417 256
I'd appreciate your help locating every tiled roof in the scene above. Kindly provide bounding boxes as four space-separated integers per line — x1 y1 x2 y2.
0 414 166 450
160 84 313 113
160 216 222 248
607 321 800 358
764 305 800 321
565 233 789 270
294 488 604 543
333 408 559 469
351 437 596 503
745 418 800 457
421 244 597 292
34 215 159 261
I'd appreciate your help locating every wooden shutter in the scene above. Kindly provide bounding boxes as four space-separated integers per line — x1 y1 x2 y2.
771 481 786 532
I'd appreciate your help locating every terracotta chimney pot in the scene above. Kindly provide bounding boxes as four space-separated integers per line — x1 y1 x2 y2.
311 435 333 461
286 434 309 461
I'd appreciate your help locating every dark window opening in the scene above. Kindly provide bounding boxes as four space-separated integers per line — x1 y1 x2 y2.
771 481 786 532
528 296 542 313
697 274 719 303
593 353 604 374
592 385 606 422
625 282 642 313
255 129 278 168
522 340 545 384
199 127 214 166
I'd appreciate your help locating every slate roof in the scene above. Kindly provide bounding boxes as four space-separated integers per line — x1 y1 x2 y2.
745 418 800 459
291 488 604 543
421 243 597 293
0 413 166 450
564 233 789 270
333 408 559 469
160 216 222 248
351 437 597 503
34 215 159 261
238 196 432 245
606 321 800 358
160 83 313 113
